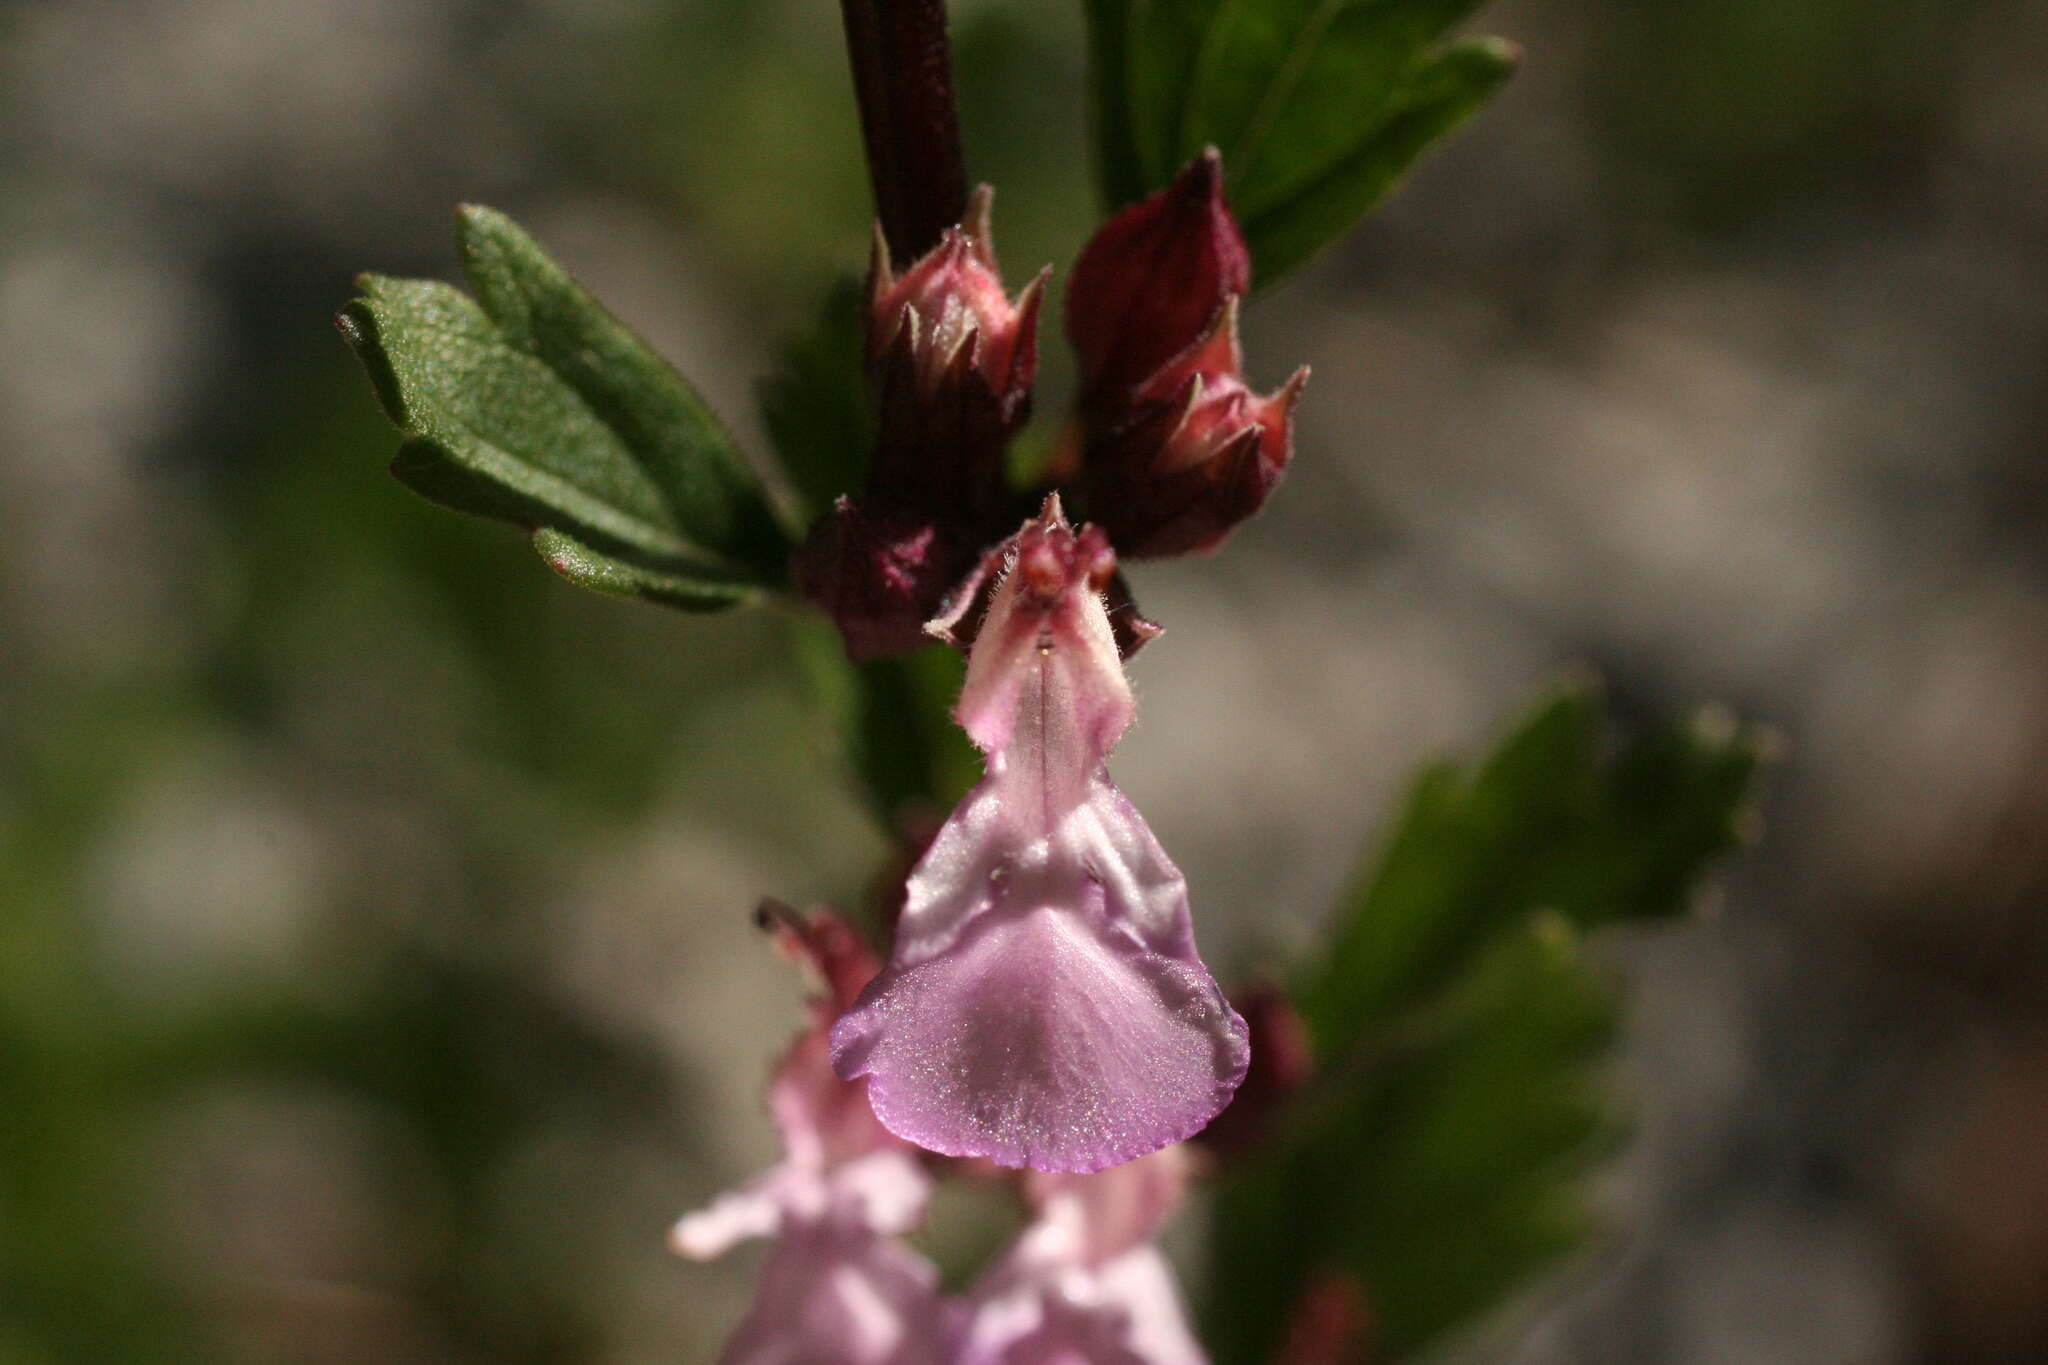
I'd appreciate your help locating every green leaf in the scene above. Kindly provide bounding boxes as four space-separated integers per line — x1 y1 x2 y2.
1084 0 1516 284
1210 915 1616 1362
756 276 874 523
786 620 980 828
1238 36 1517 284
338 205 790 610
1206 682 1769 1362
1301 681 1765 1046
530 526 759 611
1081 0 1149 209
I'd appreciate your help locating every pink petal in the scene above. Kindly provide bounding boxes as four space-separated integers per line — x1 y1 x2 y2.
964 1294 1152 1365
831 1150 933 1240
1022 1146 1192 1268
831 901 1248 1173
954 518 1129 764
956 1246 1206 1365
670 1172 791 1260
715 1222 950 1365
1094 1248 1207 1365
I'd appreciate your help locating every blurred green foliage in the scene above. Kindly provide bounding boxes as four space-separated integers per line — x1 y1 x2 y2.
1082 0 1514 282
788 621 980 836
1592 0 1958 224
1207 686 1769 1362
757 274 876 525
1301 686 1766 1044
3 681 214 1364
0 346 879 1360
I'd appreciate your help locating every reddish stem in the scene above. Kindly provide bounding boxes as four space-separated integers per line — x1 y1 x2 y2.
839 0 970 263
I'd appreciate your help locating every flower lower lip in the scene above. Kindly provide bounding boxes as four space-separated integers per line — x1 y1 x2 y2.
832 903 1248 1173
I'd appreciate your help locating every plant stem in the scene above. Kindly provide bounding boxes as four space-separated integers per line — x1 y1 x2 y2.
838 0 969 264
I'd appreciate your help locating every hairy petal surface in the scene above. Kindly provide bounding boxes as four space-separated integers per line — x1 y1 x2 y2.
833 904 1244 1172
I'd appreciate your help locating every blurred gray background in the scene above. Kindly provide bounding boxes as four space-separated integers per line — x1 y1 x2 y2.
2 0 2044 1361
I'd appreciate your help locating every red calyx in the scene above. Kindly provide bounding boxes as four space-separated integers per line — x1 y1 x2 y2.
1065 147 1251 417
1084 298 1308 559
799 187 1050 659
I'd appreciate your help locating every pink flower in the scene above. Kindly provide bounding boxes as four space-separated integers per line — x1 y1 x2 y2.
955 1147 1208 1364
829 499 1249 1173
707 1223 951 1365
673 906 948 1365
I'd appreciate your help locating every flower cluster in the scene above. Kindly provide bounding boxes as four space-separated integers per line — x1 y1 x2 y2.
670 905 947 1364
725 153 1315 1361
676 901 1211 1364
799 151 1305 656
1066 150 1306 560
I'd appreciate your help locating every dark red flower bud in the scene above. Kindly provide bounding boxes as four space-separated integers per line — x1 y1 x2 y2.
869 192 1037 401
1085 299 1308 559
1065 147 1251 414
801 189 1051 659
1196 978 1313 1158
866 187 1047 525
794 496 967 660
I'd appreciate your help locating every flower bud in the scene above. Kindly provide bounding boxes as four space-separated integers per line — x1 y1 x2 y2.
795 496 965 660
1194 980 1313 1159
867 186 1046 521
1085 298 1308 559
869 190 1036 400
1065 147 1251 414
800 189 1049 659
